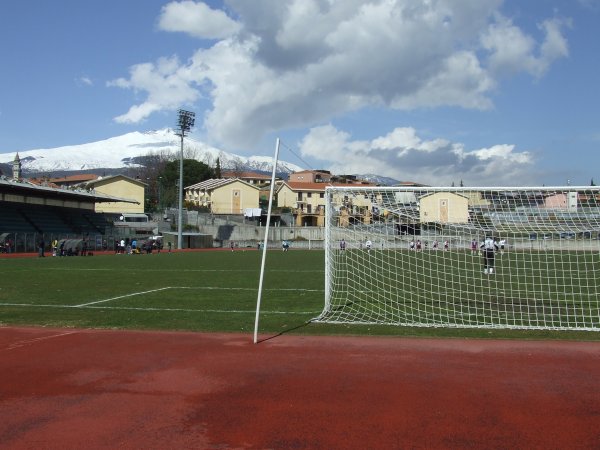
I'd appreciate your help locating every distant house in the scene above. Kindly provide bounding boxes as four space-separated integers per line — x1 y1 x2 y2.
272 181 296 209
419 192 469 224
50 174 100 187
185 178 260 214
544 192 578 211
289 170 332 184
84 175 144 214
221 170 273 186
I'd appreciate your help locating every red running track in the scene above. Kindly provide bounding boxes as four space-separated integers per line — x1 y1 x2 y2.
1 327 599 449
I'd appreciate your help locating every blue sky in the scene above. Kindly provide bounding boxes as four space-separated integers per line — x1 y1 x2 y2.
1 0 599 186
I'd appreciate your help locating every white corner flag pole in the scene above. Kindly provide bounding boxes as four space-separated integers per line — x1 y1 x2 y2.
253 138 281 344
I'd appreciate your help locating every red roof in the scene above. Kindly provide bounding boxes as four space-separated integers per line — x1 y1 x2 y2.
222 170 271 180
286 181 376 191
49 174 99 184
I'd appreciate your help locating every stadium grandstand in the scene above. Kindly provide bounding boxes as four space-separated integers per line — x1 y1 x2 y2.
0 173 139 254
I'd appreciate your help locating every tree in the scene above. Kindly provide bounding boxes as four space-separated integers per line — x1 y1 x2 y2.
130 150 174 212
591 178 596 186
160 159 215 207
215 157 222 178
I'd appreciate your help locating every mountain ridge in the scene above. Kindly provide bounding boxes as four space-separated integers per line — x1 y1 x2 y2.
0 129 304 175
0 129 400 185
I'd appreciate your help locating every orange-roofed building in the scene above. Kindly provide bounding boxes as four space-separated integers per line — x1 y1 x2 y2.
50 174 100 187
221 170 273 185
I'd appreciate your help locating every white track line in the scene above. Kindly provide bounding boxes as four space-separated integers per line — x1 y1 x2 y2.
2 331 78 352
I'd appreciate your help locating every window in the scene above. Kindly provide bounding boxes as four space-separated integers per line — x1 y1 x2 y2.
297 192 303 201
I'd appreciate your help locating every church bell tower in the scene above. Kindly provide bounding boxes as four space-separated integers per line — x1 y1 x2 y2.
12 153 22 180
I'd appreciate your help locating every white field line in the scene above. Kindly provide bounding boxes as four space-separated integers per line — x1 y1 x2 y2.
0 285 323 312
0 303 318 315
75 287 172 307
44 268 323 273
75 285 323 307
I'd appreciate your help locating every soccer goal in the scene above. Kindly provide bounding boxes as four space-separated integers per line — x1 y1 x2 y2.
316 186 600 331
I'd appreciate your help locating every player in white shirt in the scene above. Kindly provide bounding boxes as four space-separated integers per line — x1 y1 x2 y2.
365 239 372 251
499 239 507 254
480 236 499 274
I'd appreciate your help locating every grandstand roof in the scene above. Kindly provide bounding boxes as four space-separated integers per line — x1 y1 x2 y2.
0 175 138 204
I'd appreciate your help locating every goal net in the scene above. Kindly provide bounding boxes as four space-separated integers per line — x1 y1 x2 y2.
317 186 600 331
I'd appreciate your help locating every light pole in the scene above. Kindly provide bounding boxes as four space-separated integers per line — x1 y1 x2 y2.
176 109 195 250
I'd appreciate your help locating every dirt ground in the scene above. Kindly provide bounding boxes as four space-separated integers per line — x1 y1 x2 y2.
1 326 599 449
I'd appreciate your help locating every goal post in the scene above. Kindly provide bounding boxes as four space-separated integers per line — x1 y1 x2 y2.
318 185 600 331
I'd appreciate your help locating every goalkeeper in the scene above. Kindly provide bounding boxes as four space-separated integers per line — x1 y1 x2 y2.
480 236 499 274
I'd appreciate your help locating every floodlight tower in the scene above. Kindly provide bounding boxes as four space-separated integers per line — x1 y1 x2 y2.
176 109 195 250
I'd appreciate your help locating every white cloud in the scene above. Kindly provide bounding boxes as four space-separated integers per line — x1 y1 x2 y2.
577 0 600 11
110 0 570 150
108 56 200 123
299 125 534 186
158 0 241 39
481 16 570 78
77 76 93 86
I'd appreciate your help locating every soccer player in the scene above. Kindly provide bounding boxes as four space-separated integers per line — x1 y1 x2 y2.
499 238 507 254
480 236 499 274
432 240 439 250
416 240 422 251
409 240 415 250
365 239 372 251
340 239 346 251
443 240 449 251
471 239 478 254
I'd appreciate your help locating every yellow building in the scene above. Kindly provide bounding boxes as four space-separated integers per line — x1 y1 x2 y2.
85 175 144 214
287 181 327 226
419 192 469 224
274 181 297 208
185 178 260 214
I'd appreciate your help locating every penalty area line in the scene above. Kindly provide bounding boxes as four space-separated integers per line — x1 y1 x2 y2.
75 287 172 307
1 285 324 310
0 302 317 315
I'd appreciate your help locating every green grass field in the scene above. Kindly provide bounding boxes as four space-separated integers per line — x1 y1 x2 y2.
326 248 600 330
1 249 599 340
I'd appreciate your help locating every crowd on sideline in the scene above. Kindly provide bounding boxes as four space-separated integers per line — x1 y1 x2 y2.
114 237 169 254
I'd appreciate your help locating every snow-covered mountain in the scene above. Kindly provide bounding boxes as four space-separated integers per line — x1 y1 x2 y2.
356 174 400 186
0 129 304 174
